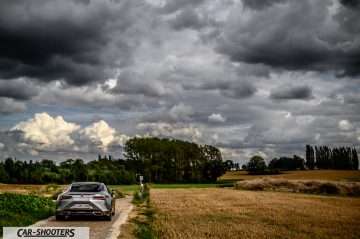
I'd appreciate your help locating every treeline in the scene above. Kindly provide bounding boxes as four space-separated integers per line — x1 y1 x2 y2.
0 137 228 184
0 157 136 185
306 145 358 170
268 155 305 171
123 137 226 183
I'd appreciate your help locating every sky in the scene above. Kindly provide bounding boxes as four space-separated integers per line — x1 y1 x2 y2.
0 0 359 165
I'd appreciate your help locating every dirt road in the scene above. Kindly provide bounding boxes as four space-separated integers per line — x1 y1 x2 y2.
31 196 133 239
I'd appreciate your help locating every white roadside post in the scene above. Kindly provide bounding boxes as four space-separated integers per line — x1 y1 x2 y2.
139 175 144 197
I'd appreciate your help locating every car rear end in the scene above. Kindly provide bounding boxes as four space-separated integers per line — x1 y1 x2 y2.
56 182 113 220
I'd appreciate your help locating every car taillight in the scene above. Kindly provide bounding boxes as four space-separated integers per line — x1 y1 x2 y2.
93 195 106 200
59 195 72 200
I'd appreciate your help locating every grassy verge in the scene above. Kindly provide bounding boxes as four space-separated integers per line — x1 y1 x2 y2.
0 193 55 236
128 187 158 239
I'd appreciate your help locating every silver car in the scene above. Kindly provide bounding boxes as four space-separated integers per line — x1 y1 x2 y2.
55 182 116 221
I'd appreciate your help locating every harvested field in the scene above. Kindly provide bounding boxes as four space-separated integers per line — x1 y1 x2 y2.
151 188 360 239
220 170 360 181
235 178 360 196
0 184 67 197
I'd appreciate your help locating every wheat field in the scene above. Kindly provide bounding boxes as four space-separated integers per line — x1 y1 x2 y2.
151 188 360 239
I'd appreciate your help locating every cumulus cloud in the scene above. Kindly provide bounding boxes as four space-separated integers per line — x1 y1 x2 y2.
270 85 314 101
143 103 194 123
338 119 354 131
80 120 129 152
11 112 81 148
208 113 226 123
136 122 202 142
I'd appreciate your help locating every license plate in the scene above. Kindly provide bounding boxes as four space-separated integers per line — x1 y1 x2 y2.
71 204 93 209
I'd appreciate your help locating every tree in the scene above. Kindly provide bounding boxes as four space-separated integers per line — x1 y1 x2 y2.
306 145 315 169
352 148 359 170
246 155 266 174
224 160 235 171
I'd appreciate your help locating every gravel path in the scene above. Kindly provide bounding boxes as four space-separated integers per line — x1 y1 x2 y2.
31 196 133 239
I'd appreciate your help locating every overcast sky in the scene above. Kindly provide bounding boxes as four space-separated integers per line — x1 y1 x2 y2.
0 0 359 164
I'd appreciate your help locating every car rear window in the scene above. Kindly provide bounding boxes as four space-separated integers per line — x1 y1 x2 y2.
70 184 102 192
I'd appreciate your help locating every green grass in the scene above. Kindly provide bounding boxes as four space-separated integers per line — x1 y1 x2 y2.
148 182 234 189
110 181 235 194
109 185 142 194
0 193 55 236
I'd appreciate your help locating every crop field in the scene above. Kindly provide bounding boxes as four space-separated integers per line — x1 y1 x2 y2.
220 170 360 182
0 183 67 197
151 188 360 239
0 193 55 236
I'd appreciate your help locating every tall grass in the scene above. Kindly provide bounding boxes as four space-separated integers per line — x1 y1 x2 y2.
235 178 360 196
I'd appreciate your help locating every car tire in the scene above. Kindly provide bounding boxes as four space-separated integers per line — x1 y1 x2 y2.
56 215 65 221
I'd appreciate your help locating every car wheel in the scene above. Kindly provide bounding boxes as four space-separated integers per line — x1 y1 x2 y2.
56 215 65 221
104 213 112 221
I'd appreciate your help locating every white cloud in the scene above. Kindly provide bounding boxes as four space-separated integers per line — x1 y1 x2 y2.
136 122 202 142
169 103 194 121
11 112 80 148
80 120 120 152
208 113 226 123
338 120 354 131
0 143 4 151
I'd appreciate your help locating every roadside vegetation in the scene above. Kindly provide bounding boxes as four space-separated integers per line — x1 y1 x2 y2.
151 188 360 239
119 186 158 239
220 170 360 181
235 178 360 196
0 193 55 236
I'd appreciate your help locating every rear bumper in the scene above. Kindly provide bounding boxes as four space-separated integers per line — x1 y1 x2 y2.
56 200 111 217
56 209 111 217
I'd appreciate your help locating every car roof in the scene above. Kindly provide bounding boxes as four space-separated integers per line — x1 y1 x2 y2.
71 182 103 185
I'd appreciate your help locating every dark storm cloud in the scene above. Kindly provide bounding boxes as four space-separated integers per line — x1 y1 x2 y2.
340 0 360 8
216 0 360 76
168 8 206 30
241 0 287 10
270 85 314 101
0 0 139 86
183 80 257 99
159 0 206 14
111 70 171 97
343 93 360 104
0 79 38 100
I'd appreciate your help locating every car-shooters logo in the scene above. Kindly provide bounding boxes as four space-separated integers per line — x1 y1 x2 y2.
3 227 89 239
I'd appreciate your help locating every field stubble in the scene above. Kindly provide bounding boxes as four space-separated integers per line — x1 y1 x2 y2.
151 188 360 239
